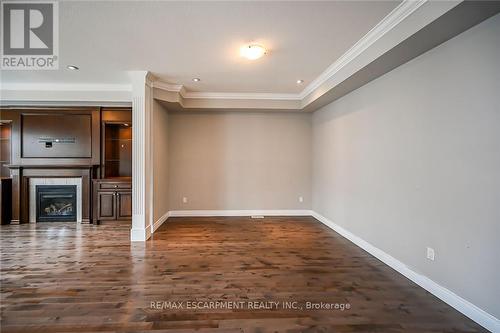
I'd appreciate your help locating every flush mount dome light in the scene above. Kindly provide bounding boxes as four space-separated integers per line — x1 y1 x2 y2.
240 44 266 60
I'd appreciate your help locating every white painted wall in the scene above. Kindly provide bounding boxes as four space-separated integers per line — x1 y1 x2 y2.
312 13 500 319
167 111 312 211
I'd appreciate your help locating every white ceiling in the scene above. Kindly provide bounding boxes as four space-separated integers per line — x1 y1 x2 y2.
1 1 401 95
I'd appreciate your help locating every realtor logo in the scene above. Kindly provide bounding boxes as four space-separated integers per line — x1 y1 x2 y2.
1 1 58 70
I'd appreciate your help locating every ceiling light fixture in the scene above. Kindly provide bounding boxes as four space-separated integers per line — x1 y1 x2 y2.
67 65 79 70
240 44 266 60
192 78 201 82
296 79 304 84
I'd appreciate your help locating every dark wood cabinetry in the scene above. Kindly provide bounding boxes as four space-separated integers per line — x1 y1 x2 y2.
0 122 12 224
0 121 12 177
97 191 116 220
0 178 12 225
117 191 132 220
94 109 133 224
0 106 132 225
93 179 132 223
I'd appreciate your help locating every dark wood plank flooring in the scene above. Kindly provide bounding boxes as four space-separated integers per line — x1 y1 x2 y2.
0 216 487 332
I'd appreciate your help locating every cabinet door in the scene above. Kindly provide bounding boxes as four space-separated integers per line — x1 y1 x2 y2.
97 192 116 220
116 191 132 220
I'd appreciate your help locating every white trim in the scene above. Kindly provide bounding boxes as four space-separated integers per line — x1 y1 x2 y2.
311 211 500 333
168 210 312 217
130 71 153 242
149 210 311 232
145 72 156 87
152 82 300 101
130 226 149 242
151 81 183 93
0 83 131 92
299 0 427 99
152 211 171 233
182 91 301 101
146 85 155 234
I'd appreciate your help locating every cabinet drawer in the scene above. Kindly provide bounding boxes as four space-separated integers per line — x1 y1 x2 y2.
99 182 131 190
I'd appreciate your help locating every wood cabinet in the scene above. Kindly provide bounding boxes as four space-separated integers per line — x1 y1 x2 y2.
93 179 131 223
0 121 12 177
0 178 12 224
116 191 132 219
0 121 12 224
93 109 132 224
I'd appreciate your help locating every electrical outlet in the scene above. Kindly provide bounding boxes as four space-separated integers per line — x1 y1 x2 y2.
298 196 304 203
182 197 188 204
426 247 435 261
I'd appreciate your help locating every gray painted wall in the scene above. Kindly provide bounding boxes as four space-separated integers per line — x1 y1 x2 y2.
312 13 500 318
153 100 170 223
167 111 312 211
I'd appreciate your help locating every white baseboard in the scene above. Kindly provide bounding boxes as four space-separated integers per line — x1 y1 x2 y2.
152 211 171 233
150 210 312 235
131 213 152 241
168 209 313 217
130 227 148 241
311 211 499 333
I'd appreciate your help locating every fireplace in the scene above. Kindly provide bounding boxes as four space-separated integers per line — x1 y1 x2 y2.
36 185 77 222
29 178 83 223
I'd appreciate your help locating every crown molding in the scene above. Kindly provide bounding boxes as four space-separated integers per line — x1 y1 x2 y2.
151 80 183 93
4 0 482 112
151 80 299 101
182 91 301 101
151 0 431 110
145 72 157 87
299 0 427 100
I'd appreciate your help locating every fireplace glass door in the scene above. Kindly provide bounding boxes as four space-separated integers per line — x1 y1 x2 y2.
36 185 77 222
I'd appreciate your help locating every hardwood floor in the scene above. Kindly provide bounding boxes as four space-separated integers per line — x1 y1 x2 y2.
0 217 487 332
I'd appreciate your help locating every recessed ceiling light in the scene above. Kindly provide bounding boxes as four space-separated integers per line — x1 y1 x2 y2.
192 78 201 82
240 44 266 60
296 79 304 84
67 65 79 70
